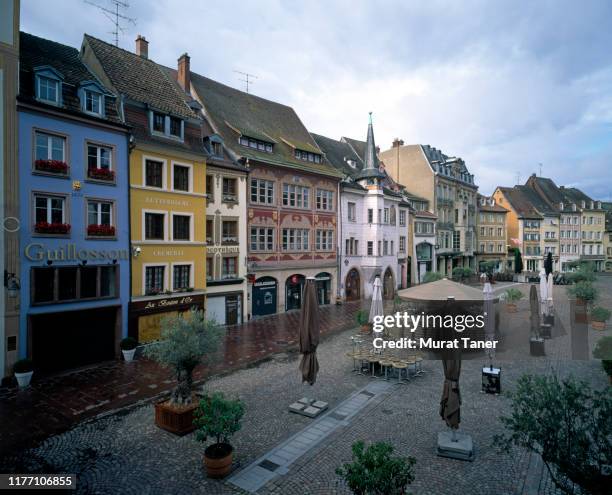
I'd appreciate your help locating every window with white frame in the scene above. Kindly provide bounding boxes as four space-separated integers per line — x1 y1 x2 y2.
316 189 333 211
145 159 164 188
84 89 102 115
315 229 333 250
150 111 184 140
283 184 310 208
172 215 191 241
295 149 322 163
145 266 165 294
250 227 274 251
282 228 309 251
367 241 373 256
145 212 165 240
87 200 112 227
173 164 190 192
222 220 238 244
87 143 113 180
239 136 273 153
383 208 390 224
250 178 274 204
222 177 237 202
399 236 406 252
222 257 238 278
347 202 356 222
399 210 406 226
346 237 359 255
37 75 60 104
35 131 65 162
173 264 191 290
34 194 65 225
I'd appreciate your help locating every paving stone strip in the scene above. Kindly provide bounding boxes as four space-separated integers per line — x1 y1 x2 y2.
227 380 392 493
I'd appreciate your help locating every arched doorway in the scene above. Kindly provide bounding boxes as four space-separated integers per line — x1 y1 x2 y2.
345 268 361 301
285 274 305 311
252 276 278 317
315 272 331 305
383 267 394 299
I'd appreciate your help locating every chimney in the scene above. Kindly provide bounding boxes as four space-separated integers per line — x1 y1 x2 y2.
135 35 148 59
178 53 190 92
392 138 404 148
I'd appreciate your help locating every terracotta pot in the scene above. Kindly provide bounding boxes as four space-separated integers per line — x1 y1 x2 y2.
592 320 606 331
505 303 517 313
204 443 233 478
154 397 197 435
360 324 371 334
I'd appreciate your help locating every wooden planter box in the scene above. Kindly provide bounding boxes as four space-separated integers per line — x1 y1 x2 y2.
592 320 607 331
505 303 518 313
154 398 197 435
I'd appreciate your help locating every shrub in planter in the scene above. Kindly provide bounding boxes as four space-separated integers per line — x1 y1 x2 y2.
566 262 596 284
145 309 223 434
422 272 443 283
13 359 34 388
194 392 245 478
593 336 612 383
504 288 523 312
591 307 610 330
567 281 597 306
120 337 138 362
355 309 370 333
336 441 416 495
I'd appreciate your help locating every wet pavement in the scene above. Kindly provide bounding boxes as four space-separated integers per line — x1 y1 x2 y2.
0 301 365 456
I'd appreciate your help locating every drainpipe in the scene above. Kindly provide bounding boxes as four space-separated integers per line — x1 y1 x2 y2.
337 180 342 301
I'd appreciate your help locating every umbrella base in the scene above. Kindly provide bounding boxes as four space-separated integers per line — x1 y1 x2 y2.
437 431 475 461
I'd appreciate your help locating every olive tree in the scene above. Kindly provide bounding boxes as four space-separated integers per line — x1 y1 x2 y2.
145 308 224 405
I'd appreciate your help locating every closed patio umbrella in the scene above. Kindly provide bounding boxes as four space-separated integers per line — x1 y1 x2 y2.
483 280 495 365
299 277 320 386
440 358 462 429
547 272 554 314
539 269 548 315
369 276 384 324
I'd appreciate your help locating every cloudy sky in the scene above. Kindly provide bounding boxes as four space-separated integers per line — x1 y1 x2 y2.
21 0 612 198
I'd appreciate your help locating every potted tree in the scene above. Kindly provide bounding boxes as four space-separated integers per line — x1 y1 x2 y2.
120 337 138 362
593 336 612 384
145 309 223 435
591 307 611 331
194 392 245 478
567 281 597 307
336 441 416 495
356 309 370 334
13 359 34 388
504 288 523 313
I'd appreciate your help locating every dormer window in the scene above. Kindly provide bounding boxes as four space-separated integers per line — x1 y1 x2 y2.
84 90 102 115
150 111 184 141
38 76 59 104
581 200 586 208
346 159 356 169
295 149 322 163
238 136 273 153
559 202 564 210
34 67 64 106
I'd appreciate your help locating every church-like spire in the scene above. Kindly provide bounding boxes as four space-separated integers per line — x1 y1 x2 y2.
355 112 385 181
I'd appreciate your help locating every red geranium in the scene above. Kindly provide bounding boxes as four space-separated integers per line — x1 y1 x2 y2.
87 224 116 236
35 160 69 174
35 222 71 234
88 168 115 181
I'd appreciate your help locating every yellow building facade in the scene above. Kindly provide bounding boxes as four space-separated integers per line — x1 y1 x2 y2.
129 146 207 342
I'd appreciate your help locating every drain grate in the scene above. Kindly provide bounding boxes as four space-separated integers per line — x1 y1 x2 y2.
258 459 280 472
360 390 375 398
328 412 347 421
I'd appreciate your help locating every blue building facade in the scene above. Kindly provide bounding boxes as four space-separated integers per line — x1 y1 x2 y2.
17 33 130 372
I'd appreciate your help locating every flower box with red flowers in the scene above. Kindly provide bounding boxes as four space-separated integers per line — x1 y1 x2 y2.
35 222 71 234
87 168 115 181
35 159 69 175
87 224 116 237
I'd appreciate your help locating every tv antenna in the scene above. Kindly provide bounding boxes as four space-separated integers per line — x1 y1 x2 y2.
515 171 521 185
85 0 136 46
234 70 257 93
538 162 543 177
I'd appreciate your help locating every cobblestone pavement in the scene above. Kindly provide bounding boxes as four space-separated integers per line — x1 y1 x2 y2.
0 300 365 456
0 278 609 494
0 277 612 495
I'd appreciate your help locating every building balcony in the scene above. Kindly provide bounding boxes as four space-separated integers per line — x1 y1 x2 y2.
436 221 455 231
437 198 454 208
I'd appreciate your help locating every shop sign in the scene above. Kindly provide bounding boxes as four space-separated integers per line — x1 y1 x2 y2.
131 294 205 313
254 279 276 288
206 245 240 254
24 242 129 262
